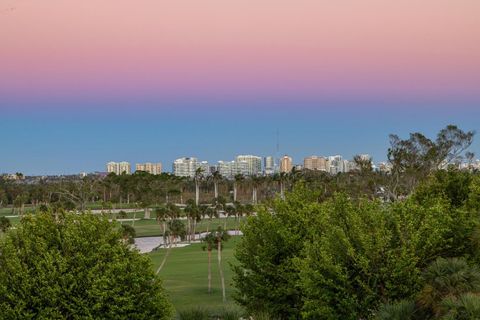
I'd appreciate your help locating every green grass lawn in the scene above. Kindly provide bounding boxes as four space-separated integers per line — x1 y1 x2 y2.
149 236 243 315
130 217 244 238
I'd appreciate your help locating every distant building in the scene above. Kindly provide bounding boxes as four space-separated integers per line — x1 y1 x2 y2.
327 155 343 174
172 158 210 177
304 156 327 171
280 155 293 173
218 160 236 179
236 155 262 176
264 156 275 175
106 161 131 175
173 157 199 177
136 163 162 175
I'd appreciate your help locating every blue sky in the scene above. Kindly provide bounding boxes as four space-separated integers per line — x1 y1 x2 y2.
1 102 479 175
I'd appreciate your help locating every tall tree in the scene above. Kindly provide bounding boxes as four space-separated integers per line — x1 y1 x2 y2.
211 171 223 200
213 226 230 302
202 232 217 294
233 174 244 203
0 213 173 319
194 168 204 206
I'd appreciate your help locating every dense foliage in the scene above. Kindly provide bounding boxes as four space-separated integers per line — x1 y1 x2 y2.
233 169 480 319
0 213 173 319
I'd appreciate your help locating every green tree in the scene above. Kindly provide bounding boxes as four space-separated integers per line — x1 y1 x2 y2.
212 226 231 302
0 213 173 319
376 257 480 320
120 224 136 244
202 232 217 294
233 174 244 202
0 217 11 233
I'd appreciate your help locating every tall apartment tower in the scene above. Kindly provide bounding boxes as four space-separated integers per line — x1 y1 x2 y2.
172 157 210 177
280 155 293 173
236 155 262 176
173 157 199 177
264 156 275 175
304 156 327 171
136 163 162 175
106 161 131 175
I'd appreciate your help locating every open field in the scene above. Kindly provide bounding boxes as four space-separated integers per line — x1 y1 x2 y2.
149 236 242 314
131 217 244 237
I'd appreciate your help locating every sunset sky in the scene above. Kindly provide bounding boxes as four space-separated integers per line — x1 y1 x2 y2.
1 0 479 174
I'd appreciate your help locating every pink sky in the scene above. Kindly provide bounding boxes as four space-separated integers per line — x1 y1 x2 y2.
1 0 479 103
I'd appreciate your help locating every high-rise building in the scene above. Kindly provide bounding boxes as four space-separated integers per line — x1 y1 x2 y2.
136 162 162 175
304 156 327 171
218 160 236 178
280 155 293 173
264 156 275 175
236 155 262 176
327 155 343 174
106 161 131 175
173 157 210 177
173 157 198 177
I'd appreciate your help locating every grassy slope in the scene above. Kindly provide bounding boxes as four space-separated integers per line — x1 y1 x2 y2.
148 236 242 313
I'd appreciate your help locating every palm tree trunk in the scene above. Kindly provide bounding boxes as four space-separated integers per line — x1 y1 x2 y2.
208 249 212 294
233 183 237 202
195 182 200 206
218 240 226 302
193 220 197 241
132 211 136 227
214 182 218 199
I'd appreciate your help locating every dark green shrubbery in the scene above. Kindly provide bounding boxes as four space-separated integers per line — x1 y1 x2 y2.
0 213 173 320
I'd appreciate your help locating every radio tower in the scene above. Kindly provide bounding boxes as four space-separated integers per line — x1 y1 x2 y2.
276 129 280 173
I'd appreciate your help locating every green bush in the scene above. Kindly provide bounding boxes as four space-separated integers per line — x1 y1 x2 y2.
0 213 173 319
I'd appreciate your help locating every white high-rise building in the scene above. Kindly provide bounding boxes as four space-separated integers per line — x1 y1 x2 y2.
173 158 210 177
106 161 131 175
327 155 343 174
218 161 236 178
264 156 275 175
173 157 199 177
236 155 262 176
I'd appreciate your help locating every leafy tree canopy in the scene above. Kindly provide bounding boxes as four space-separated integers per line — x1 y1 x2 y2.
0 213 173 320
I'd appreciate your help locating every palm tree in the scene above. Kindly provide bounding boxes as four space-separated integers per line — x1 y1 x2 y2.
418 257 480 317
202 232 217 294
376 257 480 320
204 206 217 233
224 205 236 230
233 201 244 235
250 175 263 205
156 219 186 274
213 226 231 302
155 205 168 239
194 168 204 206
233 174 244 202
211 171 223 200
185 200 201 241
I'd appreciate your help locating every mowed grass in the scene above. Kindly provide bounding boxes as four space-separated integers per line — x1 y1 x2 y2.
132 217 244 237
149 236 242 314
